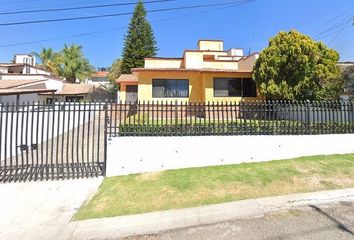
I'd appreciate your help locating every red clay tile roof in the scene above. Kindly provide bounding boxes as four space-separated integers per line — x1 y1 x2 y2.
91 71 109 77
131 68 253 73
116 74 138 84
0 80 45 89
42 84 93 96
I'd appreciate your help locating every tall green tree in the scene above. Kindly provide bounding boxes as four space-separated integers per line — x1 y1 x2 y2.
120 1 158 74
253 30 343 101
108 58 122 82
32 47 61 75
107 59 122 94
58 44 94 83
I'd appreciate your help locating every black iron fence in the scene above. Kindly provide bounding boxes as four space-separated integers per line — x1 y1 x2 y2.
0 102 106 183
1 100 354 182
106 100 354 137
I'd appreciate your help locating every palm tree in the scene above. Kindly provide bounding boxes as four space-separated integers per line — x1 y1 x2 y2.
32 47 61 75
58 44 94 83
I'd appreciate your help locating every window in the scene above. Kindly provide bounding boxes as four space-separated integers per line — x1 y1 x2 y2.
46 98 57 104
65 96 84 102
243 79 257 97
92 77 109 82
152 79 189 98
214 78 257 97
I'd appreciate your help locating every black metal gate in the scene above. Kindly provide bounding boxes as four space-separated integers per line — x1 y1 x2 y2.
0 102 106 183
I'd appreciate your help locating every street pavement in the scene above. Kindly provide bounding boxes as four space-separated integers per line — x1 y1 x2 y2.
122 201 354 240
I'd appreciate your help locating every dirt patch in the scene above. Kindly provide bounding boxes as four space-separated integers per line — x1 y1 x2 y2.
137 172 162 181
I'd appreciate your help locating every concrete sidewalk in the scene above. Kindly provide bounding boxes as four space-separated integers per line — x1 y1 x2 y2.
70 188 354 240
0 178 103 240
2 180 354 240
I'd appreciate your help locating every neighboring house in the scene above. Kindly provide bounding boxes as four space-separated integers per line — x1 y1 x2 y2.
0 54 51 76
85 67 116 101
86 67 111 87
0 80 56 103
117 40 259 103
0 54 110 103
338 61 354 101
39 84 94 102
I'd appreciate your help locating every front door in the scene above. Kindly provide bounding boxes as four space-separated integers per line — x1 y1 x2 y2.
126 85 138 103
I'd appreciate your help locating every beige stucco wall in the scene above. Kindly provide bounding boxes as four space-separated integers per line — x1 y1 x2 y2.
145 59 182 69
184 52 204 69
203 61 239 70
119 84 127 101
119 71 256 103
198 41 223 51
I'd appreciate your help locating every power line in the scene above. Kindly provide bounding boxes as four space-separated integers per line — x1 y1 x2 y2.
313 6 354 33
0 0 52 4
0 27 128 48
314 14 353 38
1 0 123 13
295 0 353 29
328 19 352 44
0 0 176 16
0 0 254 48
0 0 247 27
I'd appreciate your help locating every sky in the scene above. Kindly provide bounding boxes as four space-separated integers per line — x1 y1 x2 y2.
0 0 353 68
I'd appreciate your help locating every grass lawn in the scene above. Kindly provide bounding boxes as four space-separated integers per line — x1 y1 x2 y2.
74 153 354 220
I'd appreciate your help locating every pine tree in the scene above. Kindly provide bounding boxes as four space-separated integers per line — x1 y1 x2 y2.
120 1 158 74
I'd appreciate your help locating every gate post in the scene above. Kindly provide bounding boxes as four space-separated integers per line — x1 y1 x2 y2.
103 102 108 177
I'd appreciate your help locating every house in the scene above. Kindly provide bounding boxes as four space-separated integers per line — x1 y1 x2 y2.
0 54 112 103
117 40 259 103
87 67 111 87
0 80 56 103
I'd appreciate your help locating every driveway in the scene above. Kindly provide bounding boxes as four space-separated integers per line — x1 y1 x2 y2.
0 178 102 240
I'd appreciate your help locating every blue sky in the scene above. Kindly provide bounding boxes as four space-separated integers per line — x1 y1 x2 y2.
0 0 353 68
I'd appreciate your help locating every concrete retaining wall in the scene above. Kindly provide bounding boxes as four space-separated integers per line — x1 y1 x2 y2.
106 134 354 177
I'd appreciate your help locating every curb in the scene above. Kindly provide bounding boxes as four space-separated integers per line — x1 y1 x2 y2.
70 188 354 239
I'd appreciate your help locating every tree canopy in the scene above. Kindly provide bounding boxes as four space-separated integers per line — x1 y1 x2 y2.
33 44 93 83
58 44 94 83
108 59 122 82
32 47 61 76
120 1 158 74
253 30 343 101
107 58 122 94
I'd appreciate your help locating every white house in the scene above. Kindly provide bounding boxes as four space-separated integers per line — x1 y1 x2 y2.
0 54 114 103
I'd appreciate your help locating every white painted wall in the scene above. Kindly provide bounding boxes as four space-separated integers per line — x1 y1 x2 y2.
106 135 354 177
0 74 56 81
0 66 7 74
45 79 63 90
14 54 36 66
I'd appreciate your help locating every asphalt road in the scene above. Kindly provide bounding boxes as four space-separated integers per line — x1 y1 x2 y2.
122 201 354 240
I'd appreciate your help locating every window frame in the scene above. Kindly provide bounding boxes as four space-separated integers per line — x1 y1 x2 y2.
152 79 189 98
213 77 257 98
